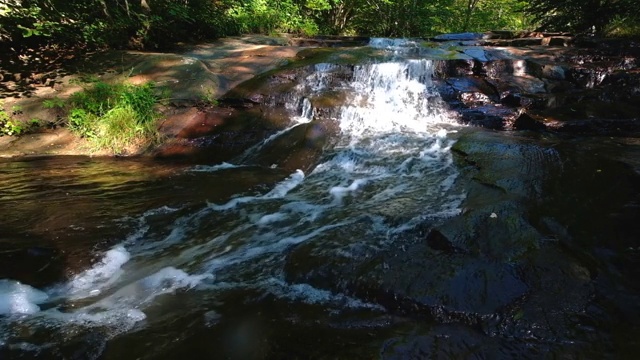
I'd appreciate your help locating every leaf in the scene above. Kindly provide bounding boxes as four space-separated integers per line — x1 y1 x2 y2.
17 24 34 38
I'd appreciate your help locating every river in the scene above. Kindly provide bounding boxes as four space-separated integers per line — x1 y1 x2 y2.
1 38 639 359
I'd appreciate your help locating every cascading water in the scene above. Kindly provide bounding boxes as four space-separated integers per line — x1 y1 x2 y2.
0 40 464 357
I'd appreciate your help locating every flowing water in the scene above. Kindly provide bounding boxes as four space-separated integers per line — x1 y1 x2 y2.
0 39 468 358
3 37 640 359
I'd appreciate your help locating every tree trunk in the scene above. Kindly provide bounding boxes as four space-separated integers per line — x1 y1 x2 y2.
462 0 481 32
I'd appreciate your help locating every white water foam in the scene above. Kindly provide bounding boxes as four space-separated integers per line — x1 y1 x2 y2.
0 280 49 315
188 162 243 173
340 60 453 139
1 259 212 346
64 246 131 300
85 266 212 310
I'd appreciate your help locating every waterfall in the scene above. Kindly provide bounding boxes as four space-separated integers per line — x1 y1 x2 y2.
339 60 453 139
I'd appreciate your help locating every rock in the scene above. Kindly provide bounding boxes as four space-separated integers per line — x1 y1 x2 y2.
155 105 286 162
425 229 459 254
541 36 572 46
526 60 569 80
456 106 519 130
445 77 498 104
283 127 565 325
512 112 546 131
435 59 475 77
242 118 339 173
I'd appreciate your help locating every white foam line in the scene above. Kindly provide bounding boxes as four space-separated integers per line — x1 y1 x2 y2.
121 206 181 247
264 278 385 311
208 170 304 211
204 221 351 272
236 116 313 162
188 162 243 172
329 178 369 203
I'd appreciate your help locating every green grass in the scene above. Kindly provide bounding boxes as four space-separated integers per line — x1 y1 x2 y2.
67 81 162 154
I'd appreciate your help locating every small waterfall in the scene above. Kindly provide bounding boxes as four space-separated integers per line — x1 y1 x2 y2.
339 59 453 140
299 97 314 121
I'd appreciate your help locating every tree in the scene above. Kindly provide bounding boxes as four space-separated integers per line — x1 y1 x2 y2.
526 0 640 34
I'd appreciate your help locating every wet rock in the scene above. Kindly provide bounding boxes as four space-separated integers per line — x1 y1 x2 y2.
568 65 611 89
444 77 498 105
380 325 544 359
499 93 533 107
288 36 369 47
480 59 527 79
434 59 474 77
0 245 65 287
457 106 519 130
487 75 547 96
425 229 458 254
599 69 640 100
285 128 561 321
244 118 339 173
493 38 545 47
512 112 546 131
281 127 638 356
526 60 569 80
155 106 285 162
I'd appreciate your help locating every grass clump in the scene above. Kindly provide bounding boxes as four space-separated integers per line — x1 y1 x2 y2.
68 81 161 154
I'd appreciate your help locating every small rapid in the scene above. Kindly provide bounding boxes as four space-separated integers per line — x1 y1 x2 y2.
0 39 464 356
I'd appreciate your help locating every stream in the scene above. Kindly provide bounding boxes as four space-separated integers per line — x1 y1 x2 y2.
1 39 639 359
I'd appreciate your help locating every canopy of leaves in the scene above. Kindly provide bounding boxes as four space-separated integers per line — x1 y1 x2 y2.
0 0 534 52
1 0 637 63
526 0 640 35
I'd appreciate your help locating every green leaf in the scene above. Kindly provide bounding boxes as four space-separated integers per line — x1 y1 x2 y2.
17 24 34 38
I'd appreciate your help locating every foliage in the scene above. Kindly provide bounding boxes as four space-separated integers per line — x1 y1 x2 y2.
67 81 161 153
227 0 320 35
0 108 23 136
199 86 219 107
0 0 537 54
603 15 640 38
42 97 65 110
0 101 39 136
526 0 640 35
303 0 533 37
0 0 239 52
